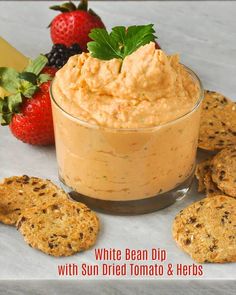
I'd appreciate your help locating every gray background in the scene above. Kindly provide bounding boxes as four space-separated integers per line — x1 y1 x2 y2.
0 1 236 294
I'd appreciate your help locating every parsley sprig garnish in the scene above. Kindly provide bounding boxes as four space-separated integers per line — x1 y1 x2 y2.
87 24 156 60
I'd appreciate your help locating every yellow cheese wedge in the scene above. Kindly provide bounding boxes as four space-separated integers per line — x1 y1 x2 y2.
0 37 28 70
0 37 29 97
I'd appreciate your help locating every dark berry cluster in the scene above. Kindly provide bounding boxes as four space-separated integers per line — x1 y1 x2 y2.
45 43 82 69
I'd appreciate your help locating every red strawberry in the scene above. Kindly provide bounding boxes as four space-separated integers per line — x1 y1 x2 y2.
41 66 57 77
0 55 57 145
49 0 105 52
10 80 54 146
9 66 57 145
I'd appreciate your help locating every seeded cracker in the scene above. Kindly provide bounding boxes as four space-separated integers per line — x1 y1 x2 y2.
16 200 100 256
202 90 231 110
172 195 236 263
195 158 213 192
198 90 236 151
0 176 69 225
211 148 236 197
204 171 224 197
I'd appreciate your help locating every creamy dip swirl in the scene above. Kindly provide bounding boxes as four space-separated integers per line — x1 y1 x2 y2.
53 42 199 128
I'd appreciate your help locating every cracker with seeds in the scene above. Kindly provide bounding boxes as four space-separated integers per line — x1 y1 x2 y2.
16 200 99 256
195 158 213 192
0 175 69 225
173 195 236 263
202 90 231 111
211 148 236 197
198 91 236 151
204 171 224 197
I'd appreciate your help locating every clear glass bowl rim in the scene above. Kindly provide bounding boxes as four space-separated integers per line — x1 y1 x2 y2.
50 65 204 132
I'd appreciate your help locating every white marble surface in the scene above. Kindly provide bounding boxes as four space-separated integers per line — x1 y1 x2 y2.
0 1 236 293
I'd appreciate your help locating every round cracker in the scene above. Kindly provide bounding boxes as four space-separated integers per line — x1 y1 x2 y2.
202 90 231 111
16 200 99 256
198 91 236 151
195 158 213 192
0 175 69 225
211 148 236 197
204 171 224 197
173 195 236 263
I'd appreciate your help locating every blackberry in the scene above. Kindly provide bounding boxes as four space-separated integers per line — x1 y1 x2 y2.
45 43 82 69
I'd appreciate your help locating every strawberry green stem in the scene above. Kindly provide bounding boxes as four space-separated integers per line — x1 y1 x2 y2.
50 0 88 13
78 0 88 11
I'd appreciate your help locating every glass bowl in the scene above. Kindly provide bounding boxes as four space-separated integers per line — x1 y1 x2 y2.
50 66 203 215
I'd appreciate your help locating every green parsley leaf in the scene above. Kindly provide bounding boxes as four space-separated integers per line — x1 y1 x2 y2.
88 24 156 60
88 29 121 60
